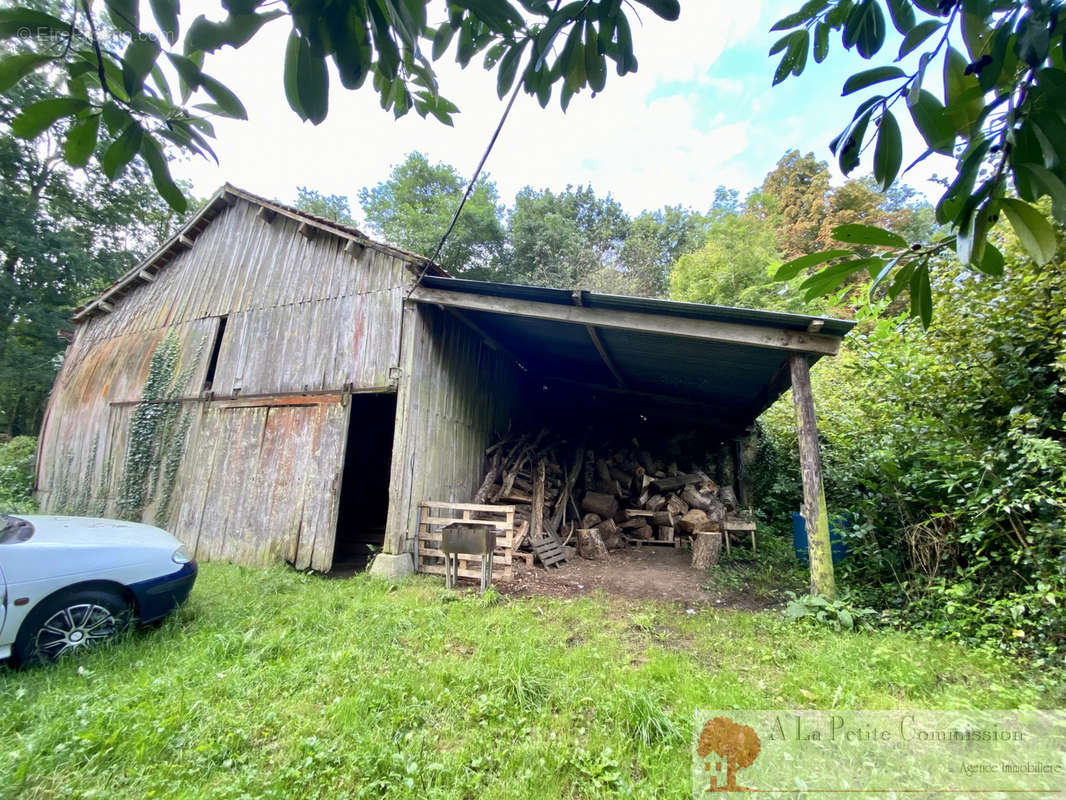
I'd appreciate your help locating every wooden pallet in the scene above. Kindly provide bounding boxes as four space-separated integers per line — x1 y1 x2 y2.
531 535 567 567
415 502 516 582
626 536 681 548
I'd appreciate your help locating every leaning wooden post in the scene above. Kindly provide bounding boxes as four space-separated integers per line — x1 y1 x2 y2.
789 353 837 598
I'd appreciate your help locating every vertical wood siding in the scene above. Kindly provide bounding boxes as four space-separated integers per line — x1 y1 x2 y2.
384 304 523 554
37 198 409 571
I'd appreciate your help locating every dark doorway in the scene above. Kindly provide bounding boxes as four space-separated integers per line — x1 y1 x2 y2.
332 393 397 571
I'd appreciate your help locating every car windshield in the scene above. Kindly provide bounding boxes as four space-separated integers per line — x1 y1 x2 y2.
0 515 33 543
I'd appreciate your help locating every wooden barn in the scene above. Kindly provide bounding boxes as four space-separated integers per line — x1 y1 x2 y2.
36 184 854 578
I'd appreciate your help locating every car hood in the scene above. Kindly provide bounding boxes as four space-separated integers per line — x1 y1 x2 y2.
11 516 181 550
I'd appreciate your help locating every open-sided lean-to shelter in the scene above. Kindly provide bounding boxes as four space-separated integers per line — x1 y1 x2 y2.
36 184 854 578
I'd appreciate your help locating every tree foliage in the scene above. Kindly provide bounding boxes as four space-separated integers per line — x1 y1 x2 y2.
294 187 356 227
0 0 679 212
771 0 1066 324
358 151 505 279
756 226 1066 663
0 74 186 437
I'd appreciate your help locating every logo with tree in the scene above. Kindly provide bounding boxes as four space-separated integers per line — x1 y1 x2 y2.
697 716 762 792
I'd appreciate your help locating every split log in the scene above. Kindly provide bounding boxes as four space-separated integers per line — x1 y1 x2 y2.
719 486 738 511
652 510 676 527
618 517 645 530
666 495 688 516
512 519 530 550
530 459 547 542
595 518 623 549
634 523 654 540
581 491 618 519
681 486 715 512
577 528 609 560
679 509 710 534
651 472 704 493
657 525 675 543
691 531 722 569
473 453 501 504
645 494 667 512
581 513 603 529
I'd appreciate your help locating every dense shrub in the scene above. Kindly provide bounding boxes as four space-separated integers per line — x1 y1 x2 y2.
755 238 1066 664
0 435 37 514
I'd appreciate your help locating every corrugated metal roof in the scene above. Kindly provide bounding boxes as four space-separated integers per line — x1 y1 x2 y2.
414 276 855 437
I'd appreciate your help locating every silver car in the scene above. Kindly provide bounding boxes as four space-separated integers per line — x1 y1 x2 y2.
0 515 197 666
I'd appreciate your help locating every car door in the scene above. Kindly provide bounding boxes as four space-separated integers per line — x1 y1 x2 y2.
0 561 7 639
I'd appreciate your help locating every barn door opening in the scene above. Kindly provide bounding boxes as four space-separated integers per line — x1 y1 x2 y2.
332 393 397 571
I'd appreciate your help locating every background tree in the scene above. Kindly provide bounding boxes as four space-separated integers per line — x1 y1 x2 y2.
0 75 187 436
358 152 505 279
770 0 1066 324
756 150 831 260
668 212 786 309
501 185 629 288
617 206 710 298
294 187 356 227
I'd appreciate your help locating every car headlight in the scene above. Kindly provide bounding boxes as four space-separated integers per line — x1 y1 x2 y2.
172 545 193 564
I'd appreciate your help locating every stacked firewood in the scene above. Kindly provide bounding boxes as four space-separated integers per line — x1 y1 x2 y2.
471 428 740 565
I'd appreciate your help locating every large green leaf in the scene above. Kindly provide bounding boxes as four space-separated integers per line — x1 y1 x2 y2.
283 31 305 118
633 0 680 21
773 249 853 281
149 0 180 45
197 72 247 119
1018 163 1066 223
831 223 907 247
102 121 143 179
184 11 283 54
0 53 52 93
873 110 902 191
104 0 139 35
122 36 161 97
140 133 188 213
909 89 955 154
11 97 89 139
800 257 883 300
897 19 942 59
943 46 982 137
886 0 915 34
497 38 527 98
842 65 905 95
64 113 100 167
1000 198 1058 265
0 7 72 39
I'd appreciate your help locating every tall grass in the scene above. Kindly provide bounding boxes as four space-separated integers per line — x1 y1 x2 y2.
1 564 1059 799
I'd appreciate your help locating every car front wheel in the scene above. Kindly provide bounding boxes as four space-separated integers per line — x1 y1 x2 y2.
14 588 131 666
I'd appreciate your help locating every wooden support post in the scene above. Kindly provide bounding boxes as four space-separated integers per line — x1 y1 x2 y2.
789 353 836 598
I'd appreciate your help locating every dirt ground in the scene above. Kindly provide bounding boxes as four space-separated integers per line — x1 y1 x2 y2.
498 544 774 610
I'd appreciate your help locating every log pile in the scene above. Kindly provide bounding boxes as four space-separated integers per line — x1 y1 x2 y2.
471 427 741 567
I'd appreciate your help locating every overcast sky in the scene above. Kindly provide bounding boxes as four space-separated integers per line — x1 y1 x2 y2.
174 1 953 223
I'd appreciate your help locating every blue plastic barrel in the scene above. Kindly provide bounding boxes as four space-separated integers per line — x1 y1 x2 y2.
792 512 849 565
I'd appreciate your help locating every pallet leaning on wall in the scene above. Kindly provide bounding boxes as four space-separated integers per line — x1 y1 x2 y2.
416 502 516 582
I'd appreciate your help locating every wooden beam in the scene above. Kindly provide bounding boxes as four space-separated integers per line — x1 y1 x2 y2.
138 270 155 283
789 353 836 598
439 306 528 372
298 221 315 240
97 300 113 314
409 286 841 355
257 206 277 223
343 239 364 256
573 290 627 388
176 234 194 249
807 319 825 333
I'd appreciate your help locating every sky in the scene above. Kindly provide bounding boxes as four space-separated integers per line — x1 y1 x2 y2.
173 1 955 223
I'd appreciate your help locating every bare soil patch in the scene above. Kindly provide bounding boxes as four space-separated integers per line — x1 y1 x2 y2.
497 546 775 610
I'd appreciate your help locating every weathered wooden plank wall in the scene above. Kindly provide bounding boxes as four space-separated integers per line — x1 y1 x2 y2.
384 304 524 555
38 197 410 571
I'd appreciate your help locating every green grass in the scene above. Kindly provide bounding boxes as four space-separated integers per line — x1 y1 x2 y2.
2 564 1061 799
